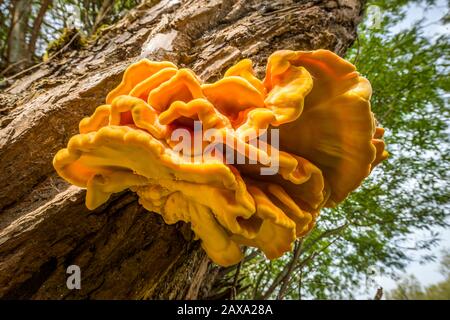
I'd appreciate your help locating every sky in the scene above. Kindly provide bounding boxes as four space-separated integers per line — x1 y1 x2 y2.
374 227 450 293
362 0 449 297
390 0 449 37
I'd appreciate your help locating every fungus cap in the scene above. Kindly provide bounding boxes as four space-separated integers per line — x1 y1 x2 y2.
53 50 387 266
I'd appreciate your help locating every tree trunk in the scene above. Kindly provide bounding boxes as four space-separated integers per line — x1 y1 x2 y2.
28 0 53 63
0 0 365 299
7 0 31 71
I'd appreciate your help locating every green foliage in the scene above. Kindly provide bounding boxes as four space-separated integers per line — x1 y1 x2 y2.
234 0 450 300
386 275 428 299
90 24 112 41
55 0 141 35
43 27 87 60
0 0 141 73
0 1 10 68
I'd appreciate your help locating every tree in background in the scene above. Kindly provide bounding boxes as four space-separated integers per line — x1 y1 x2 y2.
387 249 450 299
0 0 140 74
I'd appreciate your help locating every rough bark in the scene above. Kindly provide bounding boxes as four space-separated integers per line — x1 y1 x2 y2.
0 0 365 299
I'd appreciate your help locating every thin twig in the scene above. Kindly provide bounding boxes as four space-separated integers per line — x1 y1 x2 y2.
230 247 247 300
261 239 303 300
92 0 114 35
0 58 27 76
277 239 303 300
3 31 80 82
352 31 361 66
296 235 342 272
219 249 260 278
28 0 52 57
301 223 349 254
298 266 303 300
253 264 270 299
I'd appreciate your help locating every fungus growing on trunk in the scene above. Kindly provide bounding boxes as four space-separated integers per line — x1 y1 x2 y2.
53 50 387 266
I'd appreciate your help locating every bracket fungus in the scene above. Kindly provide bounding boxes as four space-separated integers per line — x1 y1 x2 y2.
53 50 388 267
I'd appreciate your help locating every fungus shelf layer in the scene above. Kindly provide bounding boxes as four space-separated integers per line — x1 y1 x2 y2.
53 50 388 266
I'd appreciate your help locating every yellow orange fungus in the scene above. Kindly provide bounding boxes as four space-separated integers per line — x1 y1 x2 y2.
53 50 387 266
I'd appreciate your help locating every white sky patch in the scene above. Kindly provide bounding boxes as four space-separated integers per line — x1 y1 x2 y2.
390 0 449 38
379 227 450 289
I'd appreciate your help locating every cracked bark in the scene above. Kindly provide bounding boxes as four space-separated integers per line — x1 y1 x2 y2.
0 0 365 299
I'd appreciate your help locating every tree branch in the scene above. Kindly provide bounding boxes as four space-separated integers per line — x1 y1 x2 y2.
28 0 52 61
253 263 270 299
261 239 303 300
277 239 303 300
92 0 114 35
301 223 349 254
230 247 247 300
3 30 80 81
